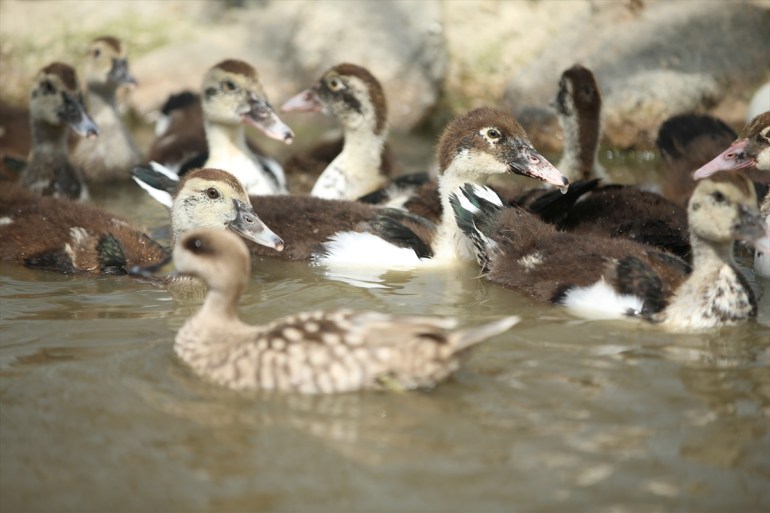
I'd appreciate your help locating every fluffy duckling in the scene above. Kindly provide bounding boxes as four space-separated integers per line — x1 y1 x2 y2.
0 166 282 275
693 111 770 277
71 36 141 183
452 172 768 331
0 184 166 274
281 63 398 198
146 59 293 196
171 228 520 393
18 62 99 200
134 108 567 267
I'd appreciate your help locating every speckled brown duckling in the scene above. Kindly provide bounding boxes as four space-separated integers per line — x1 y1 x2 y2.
172 229 519 393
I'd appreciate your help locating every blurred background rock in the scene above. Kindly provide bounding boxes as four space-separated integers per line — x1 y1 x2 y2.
1 0 768 153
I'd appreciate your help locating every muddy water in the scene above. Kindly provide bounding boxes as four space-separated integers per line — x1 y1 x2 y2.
1 140 769 513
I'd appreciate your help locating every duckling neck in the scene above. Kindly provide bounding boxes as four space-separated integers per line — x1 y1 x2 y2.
311 124 387 200
198 288 243 323
558 108 603 182
661 235 756 329
204 120 244 162
432 168 483 262
22 119 86 199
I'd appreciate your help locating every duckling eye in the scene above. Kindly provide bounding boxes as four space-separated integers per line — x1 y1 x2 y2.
206 188 220 199
40 80 55 95
223 80 237 92
484 128 502 142
184 237 206 254
761 127 770 140
327 77 344 91
93 48 101 58
711 191 728 204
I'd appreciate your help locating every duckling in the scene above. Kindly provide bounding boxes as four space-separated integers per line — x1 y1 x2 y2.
71 36 141 183
145 59 294 196
146 92 206 174
0 166 282 275
281 63 398 198
133 108 567 267
525 65 691 261
17 62 99 200
451 171 768 331
693 111 770 277
171 228 520 393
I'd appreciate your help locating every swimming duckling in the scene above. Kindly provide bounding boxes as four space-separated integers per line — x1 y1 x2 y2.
18 62 99 200
452 172 768 331
145 59 293 196
171 228 520 393
71 36 141 184
281 63 398 198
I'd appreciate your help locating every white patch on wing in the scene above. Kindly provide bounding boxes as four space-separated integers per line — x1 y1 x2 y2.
133 178 174 209
560 279 644 320
517 251 543 270
69 227 90 245
315 231 423 270
0 216 13 225
150 161 180 181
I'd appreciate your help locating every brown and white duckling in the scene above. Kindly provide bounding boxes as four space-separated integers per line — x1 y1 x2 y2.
146 59 294 196
693 111 770 277
281 63 397 198
452 172 769 331
134 108 567 268
71 36 141 183
18 62 99 200
171 228 520 393
0 166 281 275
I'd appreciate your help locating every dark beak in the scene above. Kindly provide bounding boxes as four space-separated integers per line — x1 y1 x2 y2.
60 92 100 139
227 199 285 251
241 93 294 144
732 205 770 253
108 58 138 87
508 143 569 189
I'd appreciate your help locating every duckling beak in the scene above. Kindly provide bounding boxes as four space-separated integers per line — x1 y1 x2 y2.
732 205 770 253
227 199 285 251
242 93 294 144
108 58 138 87
509 144 569 189
280 88 323 113
693 139 753 179
61 92 100 139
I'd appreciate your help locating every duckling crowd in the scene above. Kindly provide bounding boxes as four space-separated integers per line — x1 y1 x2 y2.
1 36 768 394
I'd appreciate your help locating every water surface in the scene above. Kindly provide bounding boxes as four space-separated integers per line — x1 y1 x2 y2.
1 146 769 513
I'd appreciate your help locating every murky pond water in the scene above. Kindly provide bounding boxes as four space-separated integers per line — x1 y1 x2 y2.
1 136 769 513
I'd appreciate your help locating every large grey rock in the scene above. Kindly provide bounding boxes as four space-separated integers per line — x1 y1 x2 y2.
502 0 770 149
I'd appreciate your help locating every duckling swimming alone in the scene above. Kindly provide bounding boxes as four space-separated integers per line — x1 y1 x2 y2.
171 228 520 393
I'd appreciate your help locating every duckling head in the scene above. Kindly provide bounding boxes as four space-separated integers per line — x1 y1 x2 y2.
30 62 99 138
436 107 568 188
693 111 770 178
175 229 251 295
171 168 284 251
202 59 294 144
281 63 388 136
688 171 769 251
554 64 602 121
83 36 137 89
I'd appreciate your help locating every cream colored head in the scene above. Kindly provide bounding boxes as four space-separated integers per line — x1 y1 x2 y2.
201 59 293 143
171 168 284 250
687 172 763 247
174 229 251 295
29 62 99 137
82 36 136 89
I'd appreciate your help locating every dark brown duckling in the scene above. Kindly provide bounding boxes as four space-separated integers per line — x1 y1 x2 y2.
452 171 768 331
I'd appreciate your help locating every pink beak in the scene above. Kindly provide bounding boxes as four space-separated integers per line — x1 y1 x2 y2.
692 139 753 179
